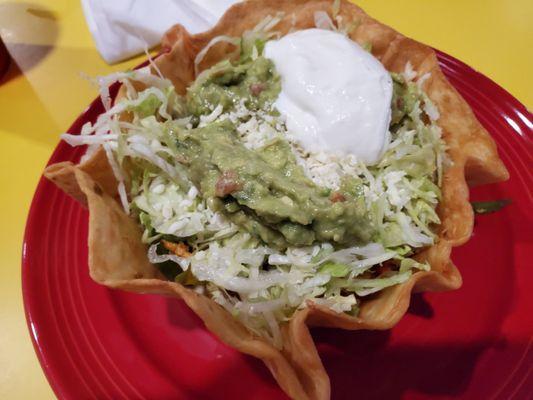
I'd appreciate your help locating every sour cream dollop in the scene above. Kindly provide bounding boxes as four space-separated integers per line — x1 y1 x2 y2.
264 29 393 164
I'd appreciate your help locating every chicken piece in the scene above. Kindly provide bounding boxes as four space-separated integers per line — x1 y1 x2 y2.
162 240 192 258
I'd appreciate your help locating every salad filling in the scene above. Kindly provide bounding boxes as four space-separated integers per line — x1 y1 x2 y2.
64 19 446 347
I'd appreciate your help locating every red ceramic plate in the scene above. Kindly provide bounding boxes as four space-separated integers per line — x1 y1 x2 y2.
22 51 533 400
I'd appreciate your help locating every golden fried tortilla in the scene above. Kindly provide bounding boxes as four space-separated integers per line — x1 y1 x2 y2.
44 1 509 399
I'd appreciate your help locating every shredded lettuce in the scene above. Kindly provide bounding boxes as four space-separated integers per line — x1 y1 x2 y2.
343 271 412 296
471 199 511 214
319 261 350 278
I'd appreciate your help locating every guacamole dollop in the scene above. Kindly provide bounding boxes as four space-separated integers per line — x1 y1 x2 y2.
174 56 375 249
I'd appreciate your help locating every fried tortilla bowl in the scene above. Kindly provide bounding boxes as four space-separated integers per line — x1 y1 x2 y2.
43 0 509 399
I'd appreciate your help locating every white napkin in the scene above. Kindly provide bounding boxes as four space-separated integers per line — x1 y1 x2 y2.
81 0 239 64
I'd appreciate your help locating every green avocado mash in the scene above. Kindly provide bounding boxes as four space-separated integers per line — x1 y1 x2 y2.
169 55 375 249
187 56 281 116
174 120 374 248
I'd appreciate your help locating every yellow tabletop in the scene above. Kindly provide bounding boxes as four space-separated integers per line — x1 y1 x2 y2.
0 1 531 398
